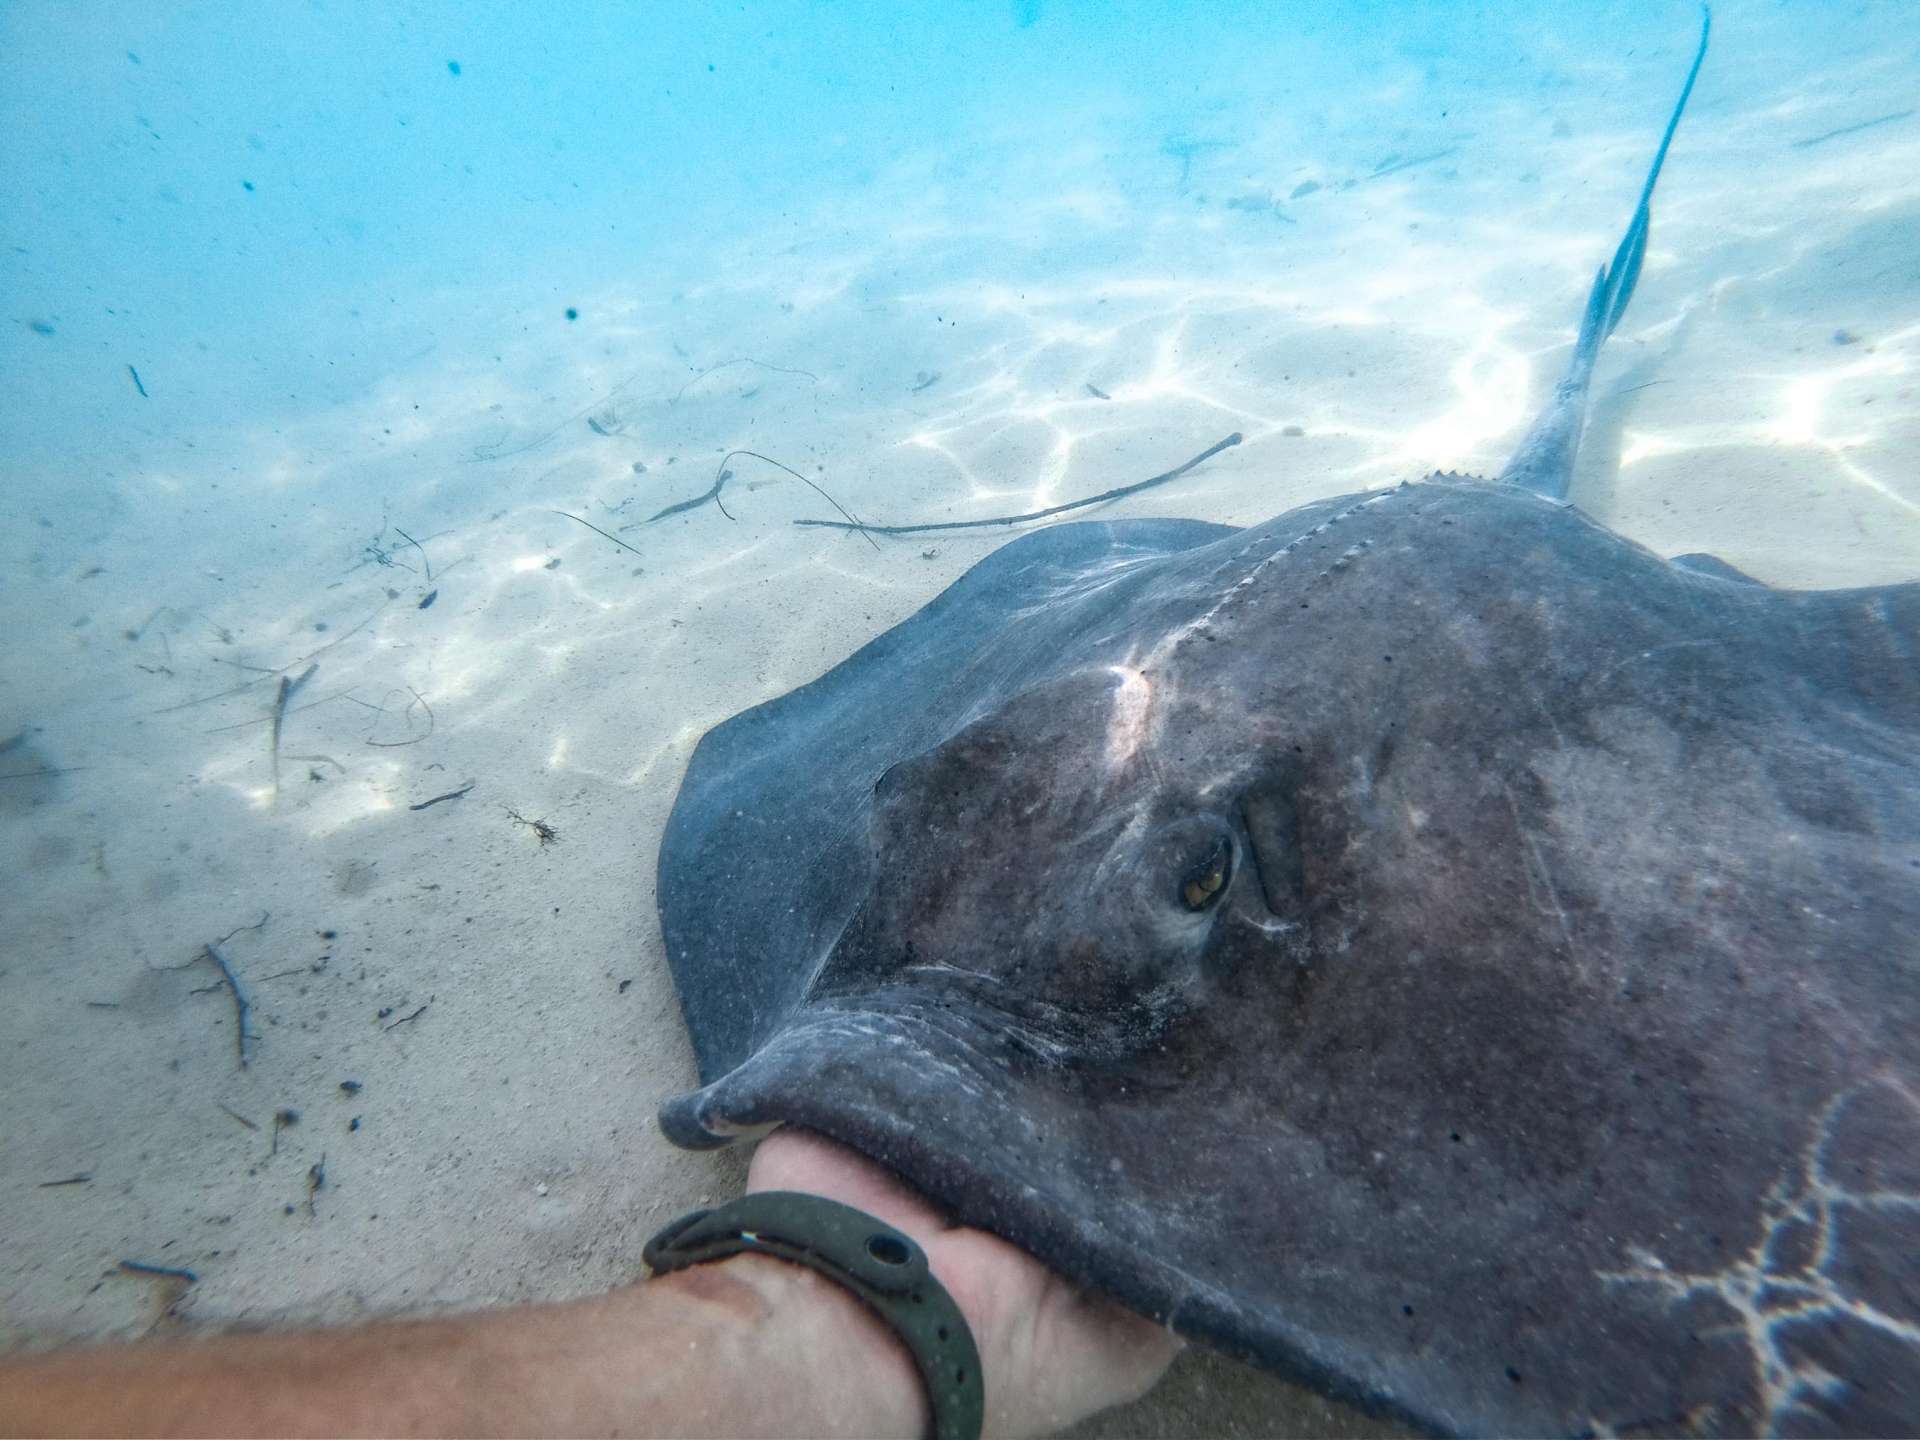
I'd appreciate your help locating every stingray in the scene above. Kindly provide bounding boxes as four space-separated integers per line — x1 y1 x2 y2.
654 13 1920 1434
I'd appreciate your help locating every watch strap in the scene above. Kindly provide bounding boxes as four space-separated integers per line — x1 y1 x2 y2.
644 1190 985 1440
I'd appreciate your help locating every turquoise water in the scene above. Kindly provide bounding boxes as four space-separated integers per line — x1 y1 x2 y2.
7 4 1915 543
15 2 1903 468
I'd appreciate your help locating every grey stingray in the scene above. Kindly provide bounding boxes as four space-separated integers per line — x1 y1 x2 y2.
655 12 1920 1435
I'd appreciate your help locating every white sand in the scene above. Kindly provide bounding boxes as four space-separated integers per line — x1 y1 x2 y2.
3 4 1916 1435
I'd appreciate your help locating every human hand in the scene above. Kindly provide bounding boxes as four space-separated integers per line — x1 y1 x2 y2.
747 1126 1180 1440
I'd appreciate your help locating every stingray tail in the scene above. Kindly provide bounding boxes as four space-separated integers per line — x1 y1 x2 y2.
1499 5 1710 501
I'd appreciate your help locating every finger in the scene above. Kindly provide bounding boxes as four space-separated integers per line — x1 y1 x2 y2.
745 1126 950 1232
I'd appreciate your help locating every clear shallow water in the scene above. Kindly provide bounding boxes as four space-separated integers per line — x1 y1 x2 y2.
7 2 1915 572
2 2 1915 1433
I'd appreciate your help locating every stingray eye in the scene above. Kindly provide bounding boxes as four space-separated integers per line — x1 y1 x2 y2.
1178 834 1233 912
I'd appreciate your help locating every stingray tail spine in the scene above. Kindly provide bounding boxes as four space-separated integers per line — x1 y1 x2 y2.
1499 5 1710 501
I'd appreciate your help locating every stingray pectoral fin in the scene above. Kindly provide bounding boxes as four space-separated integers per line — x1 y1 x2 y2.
1499 6 1710 502
1670 551 1765 585
659 1010 992 1155
659 1089 745 1149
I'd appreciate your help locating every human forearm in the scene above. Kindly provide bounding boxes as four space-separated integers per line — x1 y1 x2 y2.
1 1128 1178 1438
0 1254 925 1438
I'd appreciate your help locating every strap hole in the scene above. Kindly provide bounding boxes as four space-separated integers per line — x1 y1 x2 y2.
937 1325 949 1341
865 1234 911 1266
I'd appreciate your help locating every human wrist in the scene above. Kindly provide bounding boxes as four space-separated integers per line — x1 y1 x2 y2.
650 1252 929 1438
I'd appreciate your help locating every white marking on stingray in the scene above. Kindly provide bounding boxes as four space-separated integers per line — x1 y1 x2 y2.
1232 912 1302 940
1585 639 1726 694
1104 664 1153 771
1600 1078 1920 1432
1502 780 1585 976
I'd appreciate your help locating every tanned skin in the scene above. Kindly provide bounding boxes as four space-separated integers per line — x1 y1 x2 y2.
0 1128 1178 1438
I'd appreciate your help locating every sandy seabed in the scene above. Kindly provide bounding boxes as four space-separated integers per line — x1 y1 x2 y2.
3 9 1916 1436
